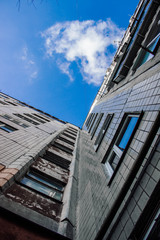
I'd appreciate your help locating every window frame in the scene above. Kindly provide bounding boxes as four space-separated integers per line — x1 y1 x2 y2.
133 32 160 70
102 112 144 185
143 209 160 240
112 0 158 83
24 113 46 124
88 113 98 133
87 113 94 129
33 113 50 122
2 114 29 128
85 113 92 129
0 121 17 133
91 113 104 140
14 113 39 125
94 114 113 152
20 170 64 202
128 180 160 240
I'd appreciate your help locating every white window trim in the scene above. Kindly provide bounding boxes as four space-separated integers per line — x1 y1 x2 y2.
113 145 123 158
104 113 140 179
105 161 114 178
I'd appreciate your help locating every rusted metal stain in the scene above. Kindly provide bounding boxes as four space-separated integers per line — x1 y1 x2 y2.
32 157 69 183
5 183 62 222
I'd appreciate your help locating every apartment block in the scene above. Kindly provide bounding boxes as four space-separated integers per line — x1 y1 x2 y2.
0 0 160 239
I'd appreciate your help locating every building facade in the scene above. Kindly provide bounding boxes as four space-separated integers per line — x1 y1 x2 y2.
0 93 79 239
0 0 160 239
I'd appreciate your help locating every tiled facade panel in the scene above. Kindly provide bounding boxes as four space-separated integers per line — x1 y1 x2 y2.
108 131 160 240
0 96 79 239
78 72 160 240
0 103 65 168
77 131 112 240
0 2 160 238
88 72 160 151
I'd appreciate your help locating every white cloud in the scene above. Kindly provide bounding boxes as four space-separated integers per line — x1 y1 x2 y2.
20 46 38 83
57 60 74 82
42 19 125 86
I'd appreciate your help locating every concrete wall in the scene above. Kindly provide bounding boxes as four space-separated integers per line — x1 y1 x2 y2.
0 94 79 240
78 59 160 240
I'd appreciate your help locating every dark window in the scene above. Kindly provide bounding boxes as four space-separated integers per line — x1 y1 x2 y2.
53 141 73 155
21 171 64 201
94 114 113 152
5 101 17 106
0 100 7 105
0 93 8 99
58 136 75 146
14 113 39 125
86 114 93 128
33 113 50 122
88 113 98 133
87 113 94 129
2 114 29 128
143 211 160 240
91 113 104 140
62 132 76 140
112 0 158 83
133 8 160 70
0 121 17 133
133 32 160 69
43 149 71 169
129 180 160 240
24 113 46 124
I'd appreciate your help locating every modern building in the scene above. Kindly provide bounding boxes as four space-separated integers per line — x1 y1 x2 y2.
0 0 160 239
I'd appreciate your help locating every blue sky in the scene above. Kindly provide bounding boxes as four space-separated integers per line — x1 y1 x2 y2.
0 0 139 127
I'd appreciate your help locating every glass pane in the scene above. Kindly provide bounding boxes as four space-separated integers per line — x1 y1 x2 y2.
3 115 11 120
27 172 63 191
140 35 160 66
118 117 138 150
109 152 120 170
0 125 15 133
21 124 29 128
21 177 62 201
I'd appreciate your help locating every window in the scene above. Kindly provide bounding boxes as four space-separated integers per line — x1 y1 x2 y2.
103 113 142 180
86 113 94 129
53 141 73 155
0 121 17 133
91 113 104 140
134 33 160 69
21 171 64 201
133 9 160 70
112 0 158 83
43 149 71 169
143 210 160 240
88 113 98 133
94 114 113 152
58 136 75 146
0 100 7 105
5 101 17 106
86 113 92 129
63 132 76 141
33 113 50 122
0 93 8 99
129 181 160 240
24 113 46 124
88 113 95 128
14 113 39 125
2 114 29 128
